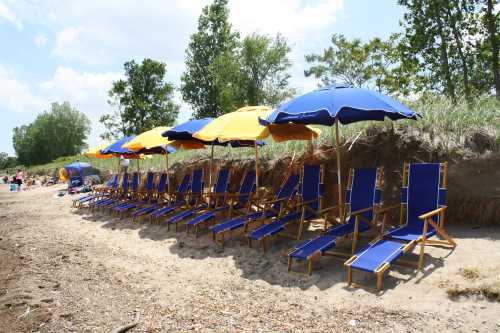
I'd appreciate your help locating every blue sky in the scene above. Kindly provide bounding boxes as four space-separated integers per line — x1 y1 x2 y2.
0 0 406 156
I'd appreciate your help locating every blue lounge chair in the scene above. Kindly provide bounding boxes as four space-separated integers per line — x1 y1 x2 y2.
287 167 383 275
105 172 141 214
89 173 130 212
210 171 300 246
72 174 119 208
165 168 230 235
247 164 324 252
112 172 156 217
345 162 456 290
147 170 201 225
131 172 173 222
186 169 256 238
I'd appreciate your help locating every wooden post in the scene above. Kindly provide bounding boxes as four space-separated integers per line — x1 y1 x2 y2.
334 119 344 223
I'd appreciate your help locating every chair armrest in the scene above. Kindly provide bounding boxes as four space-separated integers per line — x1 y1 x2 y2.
375 203 399 214
350 206 375 216
316 204 341 215
419 206 447 220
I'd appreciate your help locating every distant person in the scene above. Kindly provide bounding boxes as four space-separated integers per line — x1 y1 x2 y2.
15 169 23 191
2 175 8 184
120 155 129 173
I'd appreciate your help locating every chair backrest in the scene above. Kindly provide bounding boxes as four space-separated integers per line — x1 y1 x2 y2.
145 172 155 191
236 170 256 205
345 168 382 225
213 169 230 194
300 164 323 215
190 169 204 195
157 173 168 193
177 174 191 193
401 163 447 230
131 172 140 192
121 173 129 193
271 173 300 211
106 174 118 188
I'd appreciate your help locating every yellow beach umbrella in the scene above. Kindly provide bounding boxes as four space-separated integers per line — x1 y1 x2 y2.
84 142 113 159
122 126 174 151
193 106 320 199
193 106 320 143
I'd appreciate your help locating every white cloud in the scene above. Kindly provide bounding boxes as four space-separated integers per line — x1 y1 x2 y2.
0 65 44 113
0 3 22 29
34 33 48 46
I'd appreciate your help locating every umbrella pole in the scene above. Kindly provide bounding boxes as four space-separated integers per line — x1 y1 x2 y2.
165 153 170 193
254 143 260 203
334 119 344 223
209 143 214 190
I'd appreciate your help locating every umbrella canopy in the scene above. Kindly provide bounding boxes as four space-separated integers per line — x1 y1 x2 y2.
100 136 136 155
193 106 320 143
261 85 419 126
84 142 113 159
122 127 175 153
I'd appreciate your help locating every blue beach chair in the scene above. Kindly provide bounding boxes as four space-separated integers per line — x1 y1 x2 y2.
89 173 130 212
287 167 383 275
345 163 456 290
105 172 141 213
131 172 173 222
149 169 203 225
186 169 256 238
247 164 324 252
210 171 300 246
72 174 119 208
165 168 230 235
112 172 156 217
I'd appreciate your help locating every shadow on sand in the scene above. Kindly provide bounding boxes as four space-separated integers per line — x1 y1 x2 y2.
73 207 496 291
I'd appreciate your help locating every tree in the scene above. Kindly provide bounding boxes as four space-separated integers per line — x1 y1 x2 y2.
181 0 239 118
484 0 499 99
101 58 179 139
211 33 295 113
12 102 91 165
0 152 17 170
305 34 372 88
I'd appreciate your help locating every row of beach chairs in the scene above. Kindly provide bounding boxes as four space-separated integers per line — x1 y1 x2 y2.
72 162 456 290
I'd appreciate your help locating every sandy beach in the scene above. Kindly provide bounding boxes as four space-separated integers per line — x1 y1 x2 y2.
1 183 499 332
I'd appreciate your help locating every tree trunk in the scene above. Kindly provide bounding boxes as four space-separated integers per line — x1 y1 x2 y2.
447 5 471 101
486 0 500 99
436 15 456 102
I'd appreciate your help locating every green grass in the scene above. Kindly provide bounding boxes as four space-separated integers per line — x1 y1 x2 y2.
3 95 499 176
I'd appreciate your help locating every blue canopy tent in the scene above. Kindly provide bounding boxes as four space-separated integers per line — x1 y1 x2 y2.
64 161 97 188
261 84 419 220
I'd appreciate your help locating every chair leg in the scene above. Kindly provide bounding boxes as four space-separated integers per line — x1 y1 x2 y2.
287 257 292 272
376 272 383 290
307 258 313 276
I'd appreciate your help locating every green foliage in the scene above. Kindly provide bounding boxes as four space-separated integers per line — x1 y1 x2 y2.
304 34 405 94
101 58 179 139
398 0 499 101
12 102 91 166
211 33 295 113
0 152 17 170
181 0 240 118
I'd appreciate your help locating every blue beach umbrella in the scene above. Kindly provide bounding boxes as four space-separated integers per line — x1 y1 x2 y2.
261 84 419 220
100 136 136 155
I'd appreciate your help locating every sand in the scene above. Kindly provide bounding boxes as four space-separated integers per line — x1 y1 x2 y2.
1 183 499 332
